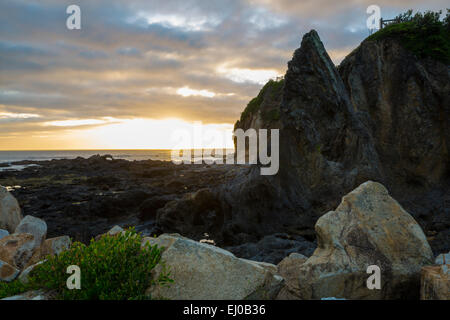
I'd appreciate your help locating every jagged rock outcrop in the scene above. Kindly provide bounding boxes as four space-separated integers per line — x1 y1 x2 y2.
156 29 449 259
284 181 434 300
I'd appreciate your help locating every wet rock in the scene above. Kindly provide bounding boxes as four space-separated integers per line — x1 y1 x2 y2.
138 196 174 221
157 188 224 240
226 233 315 264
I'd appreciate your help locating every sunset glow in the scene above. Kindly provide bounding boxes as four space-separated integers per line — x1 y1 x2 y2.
0 118 234 150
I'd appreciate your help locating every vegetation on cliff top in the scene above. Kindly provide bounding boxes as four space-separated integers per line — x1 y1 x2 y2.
0 229 173 300
368 9 450 64
239 78 284 123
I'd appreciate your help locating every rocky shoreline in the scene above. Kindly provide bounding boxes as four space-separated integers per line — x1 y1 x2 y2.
1 181 448 300
0 155 318 264
0 149 448 265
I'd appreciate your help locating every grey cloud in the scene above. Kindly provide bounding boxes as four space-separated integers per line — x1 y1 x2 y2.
1 0 448 144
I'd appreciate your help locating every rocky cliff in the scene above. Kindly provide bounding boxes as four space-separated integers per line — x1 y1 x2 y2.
157 30 450 259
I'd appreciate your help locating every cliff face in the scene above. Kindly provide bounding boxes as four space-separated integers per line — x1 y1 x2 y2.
339 38 449 188
158 30 449 256
233 30 449 251
337 38 450 253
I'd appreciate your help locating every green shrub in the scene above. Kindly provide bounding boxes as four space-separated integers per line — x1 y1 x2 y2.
368 9 450 64
261 109 280 122
240 78 284 122
0 280 29 299
0 228 172 300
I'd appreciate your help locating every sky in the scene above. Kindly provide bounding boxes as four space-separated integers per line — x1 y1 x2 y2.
0 0 448 150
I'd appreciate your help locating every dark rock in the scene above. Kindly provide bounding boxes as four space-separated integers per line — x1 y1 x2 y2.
226 233 316 264
157 188 225 240
138 195 175 221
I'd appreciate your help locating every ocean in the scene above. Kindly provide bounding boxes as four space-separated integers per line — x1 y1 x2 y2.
0 149 235 171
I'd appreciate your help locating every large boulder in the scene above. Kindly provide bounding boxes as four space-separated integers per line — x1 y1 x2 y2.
0 233 36 269
15 215 47 250
0 186 22 233
143 234 284 300
292 181 434 299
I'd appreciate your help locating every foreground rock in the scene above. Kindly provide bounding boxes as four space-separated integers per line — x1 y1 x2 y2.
0 233 36 269
143 234 284 300
287 181 433 300
0 259 20 282
0 214 70 281
1 290 49 300
276 253 308 300
0 186 22 233
15 215 47 250
420 266 449 300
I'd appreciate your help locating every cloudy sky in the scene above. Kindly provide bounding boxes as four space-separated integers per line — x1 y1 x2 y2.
0 0 447 149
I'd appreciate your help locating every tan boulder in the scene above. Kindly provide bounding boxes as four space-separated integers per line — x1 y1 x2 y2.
0 259 20 282
294 181 433 299
0 233 36 269
0 186 22 233
420 265 449 300
143 234 284 300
